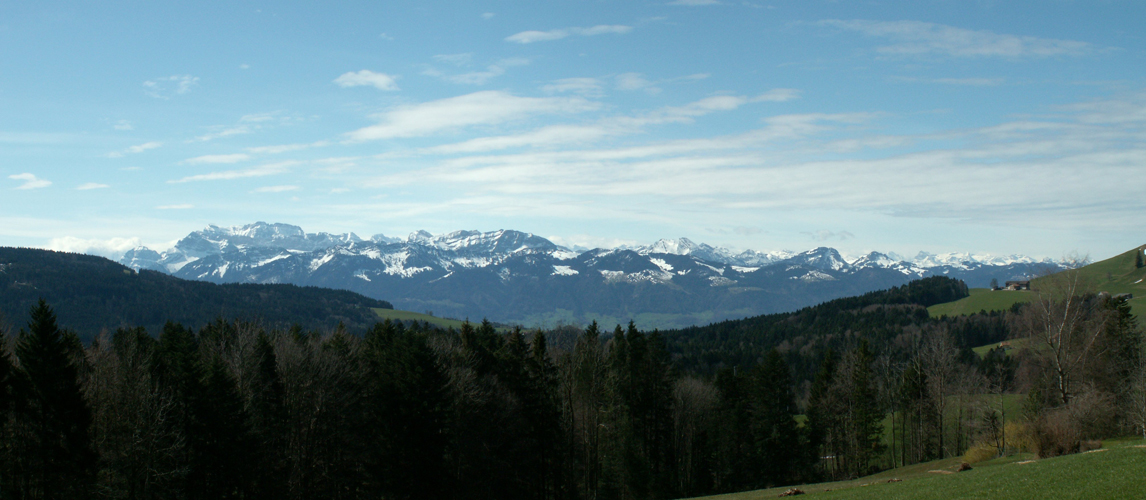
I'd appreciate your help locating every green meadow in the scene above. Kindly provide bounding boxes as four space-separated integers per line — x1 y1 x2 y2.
929 246 1146 318
688 438 1146 500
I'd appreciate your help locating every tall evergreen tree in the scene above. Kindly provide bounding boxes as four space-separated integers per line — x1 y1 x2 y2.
805 349 838 478
363 319 449 500
13 299 97 499
526 331 563 500
844 341 884 478
193 358 254 499
0 324 18 497
749 349 799 487
249 332 287 498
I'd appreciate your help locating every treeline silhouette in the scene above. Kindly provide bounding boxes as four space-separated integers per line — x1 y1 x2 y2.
1 273 1142 499
0 247 391 338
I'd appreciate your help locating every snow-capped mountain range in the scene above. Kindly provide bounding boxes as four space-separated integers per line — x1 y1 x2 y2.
118 222 1061 328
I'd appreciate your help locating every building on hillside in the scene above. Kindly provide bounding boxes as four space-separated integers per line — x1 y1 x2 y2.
1004 280 1030 290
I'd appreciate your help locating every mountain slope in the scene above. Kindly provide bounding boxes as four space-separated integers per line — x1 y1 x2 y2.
116 222 1063 328
0 247 392 339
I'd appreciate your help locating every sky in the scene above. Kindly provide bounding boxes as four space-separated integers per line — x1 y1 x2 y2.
2 0 1144 262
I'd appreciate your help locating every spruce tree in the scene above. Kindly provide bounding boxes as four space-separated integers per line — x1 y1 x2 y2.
363 319 449 500
249 333 287 498
750 349 799 487
14 299 96 499
0 325 17 497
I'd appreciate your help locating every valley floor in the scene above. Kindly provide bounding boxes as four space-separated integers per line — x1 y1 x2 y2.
687 437 1146 500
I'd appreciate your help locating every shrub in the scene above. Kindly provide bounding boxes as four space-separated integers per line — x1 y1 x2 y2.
1035 410 1080 458
962 441 998 464
1004 421 1036 454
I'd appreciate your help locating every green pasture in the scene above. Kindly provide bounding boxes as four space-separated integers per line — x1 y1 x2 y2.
688 438 1146 500
927 288 1032 318
929 245 1146 318
371 308 471 331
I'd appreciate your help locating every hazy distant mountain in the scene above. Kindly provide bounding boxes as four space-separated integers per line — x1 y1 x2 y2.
118 222 1061 328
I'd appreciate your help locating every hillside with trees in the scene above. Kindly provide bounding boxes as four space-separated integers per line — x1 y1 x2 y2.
0 259 1142 499
0 247 392 339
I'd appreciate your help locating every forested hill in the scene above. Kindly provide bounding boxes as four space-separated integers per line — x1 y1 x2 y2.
661 276 1009 379
0 247 391 339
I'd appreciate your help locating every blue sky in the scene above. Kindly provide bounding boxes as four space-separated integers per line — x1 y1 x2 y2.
2 0 1144 261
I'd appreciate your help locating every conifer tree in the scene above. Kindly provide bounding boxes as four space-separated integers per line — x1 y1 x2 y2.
750 349 799 487
249 332 287 498
14 299 96 498
363 319 449 500
0 325 17 497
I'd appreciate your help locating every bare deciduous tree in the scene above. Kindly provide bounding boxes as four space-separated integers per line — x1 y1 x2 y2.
1019 257 1108 405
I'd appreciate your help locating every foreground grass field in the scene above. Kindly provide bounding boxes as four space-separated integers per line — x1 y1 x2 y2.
688 438 1146 500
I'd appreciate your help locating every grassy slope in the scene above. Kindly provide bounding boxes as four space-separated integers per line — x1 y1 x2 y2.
928 245 1146 318
689 438 1146 500
927 288 1033 317
371 308 470 331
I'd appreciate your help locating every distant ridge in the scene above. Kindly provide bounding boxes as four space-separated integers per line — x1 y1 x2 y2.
0 247 392 339
110 222 1063 328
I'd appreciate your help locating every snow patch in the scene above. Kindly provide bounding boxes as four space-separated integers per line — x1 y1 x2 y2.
708 276 736 286
255 254 290 267
791 270 836 282
553 265 579 276
649 257 674 272
731 266 759 273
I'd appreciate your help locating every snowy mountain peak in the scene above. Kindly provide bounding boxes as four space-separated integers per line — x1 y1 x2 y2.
408 230 434 243
371 233 401 244
640 237 700 256
789 247 849 271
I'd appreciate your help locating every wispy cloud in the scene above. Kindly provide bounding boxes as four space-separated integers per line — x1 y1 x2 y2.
252 185 300 193
819 20 1093 58
345 91 599 141
76 183 110 190
421 92 793 154
752 88 801 102
9 173 51 190
156 204 194 209
543 78 605 97
245 141 329 154
126 142 162 153
334 70 400 91
168 161 296 183
193 113 287 142
433 53 473 66
107 141 162 158
181 154 251 165
668 0 721 5
360 93 1146 238
112 120 133 131
616 73 713 95
506 25 632 44
424 57 530 85
143 75 199 98
616 73 659 94
894 76 1005 86
803 230 855 242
